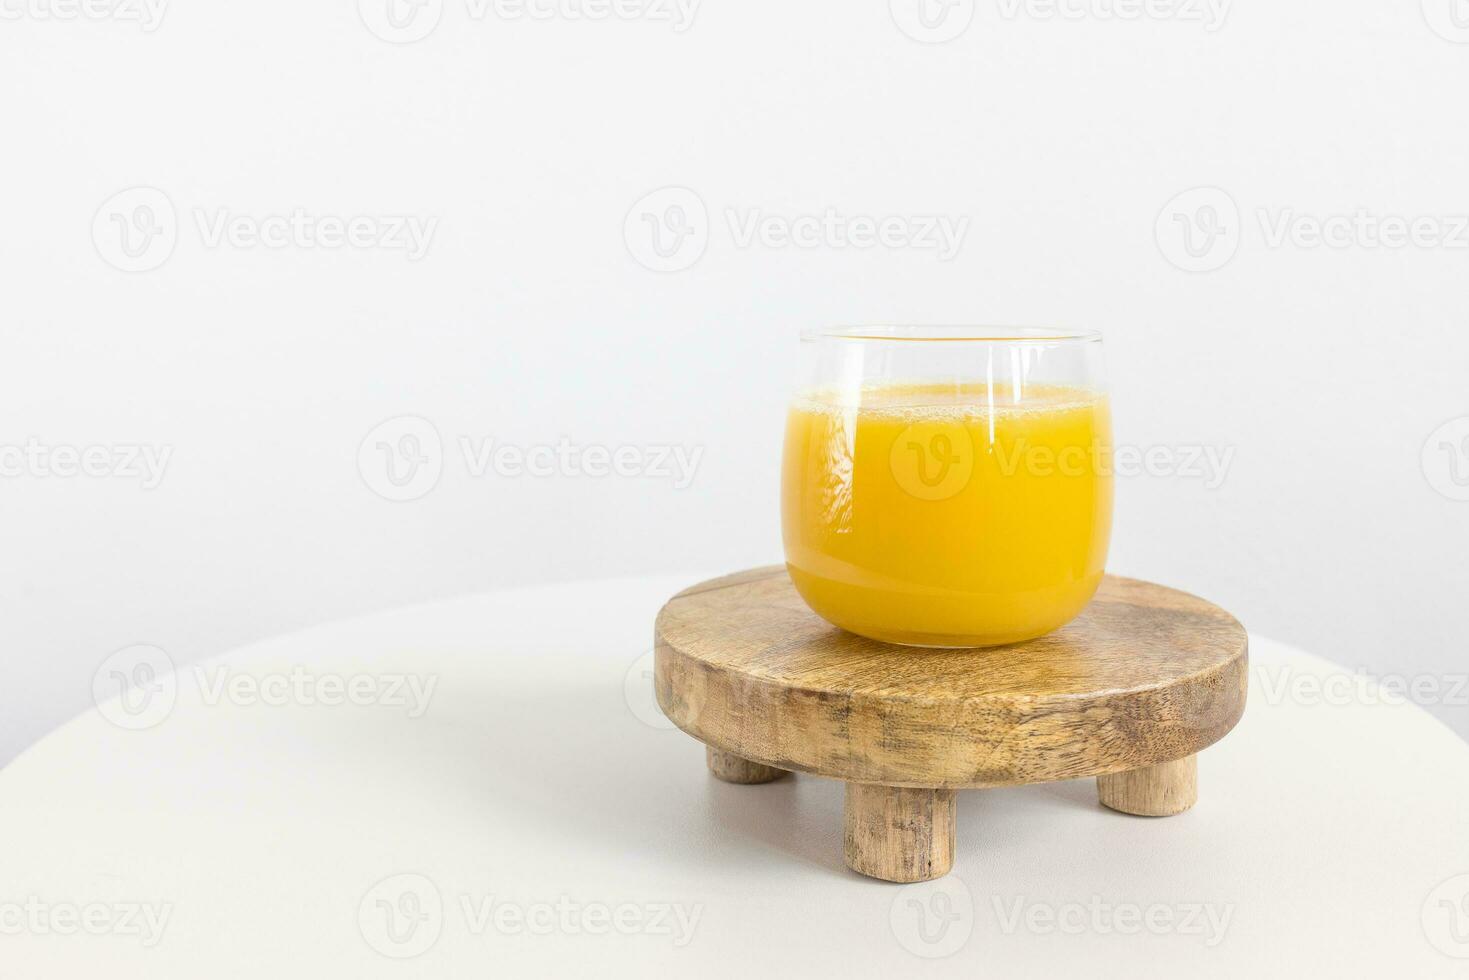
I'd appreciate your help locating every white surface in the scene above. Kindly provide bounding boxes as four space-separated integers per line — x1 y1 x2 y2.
3 2 1469 765
2 575 1467 978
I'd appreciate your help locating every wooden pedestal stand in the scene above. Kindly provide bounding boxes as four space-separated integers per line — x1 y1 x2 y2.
654 567 1248 883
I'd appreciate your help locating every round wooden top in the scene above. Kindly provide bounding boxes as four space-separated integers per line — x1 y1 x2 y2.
654 567 1248 789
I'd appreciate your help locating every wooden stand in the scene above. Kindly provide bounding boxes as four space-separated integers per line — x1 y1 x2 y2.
706 746 786 785
655 567 1248 883
844 784 956 883
1097 756 1199 816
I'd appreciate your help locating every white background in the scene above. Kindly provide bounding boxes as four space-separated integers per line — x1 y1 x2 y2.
2 0 1467 764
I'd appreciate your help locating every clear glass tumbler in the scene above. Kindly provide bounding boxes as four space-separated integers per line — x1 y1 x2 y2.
780 326 1113 648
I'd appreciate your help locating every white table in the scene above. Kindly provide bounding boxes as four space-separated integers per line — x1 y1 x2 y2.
3 574 1467 978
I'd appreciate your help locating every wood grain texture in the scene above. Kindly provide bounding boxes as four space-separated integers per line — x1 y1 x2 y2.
1097 755 1198 816
706 747 787 784
655 567 1247 789
844 784 956 883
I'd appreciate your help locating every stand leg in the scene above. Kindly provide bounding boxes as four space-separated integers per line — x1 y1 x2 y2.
843 784 956 883
706 746 787 784
1097 755 1198 816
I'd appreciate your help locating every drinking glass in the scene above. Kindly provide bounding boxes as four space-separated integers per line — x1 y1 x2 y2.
780 326 1112 648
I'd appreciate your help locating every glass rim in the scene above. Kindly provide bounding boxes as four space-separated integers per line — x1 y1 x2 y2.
801 325 1102 344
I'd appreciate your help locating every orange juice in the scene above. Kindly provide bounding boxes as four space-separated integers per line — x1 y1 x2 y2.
781 383 1112 647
